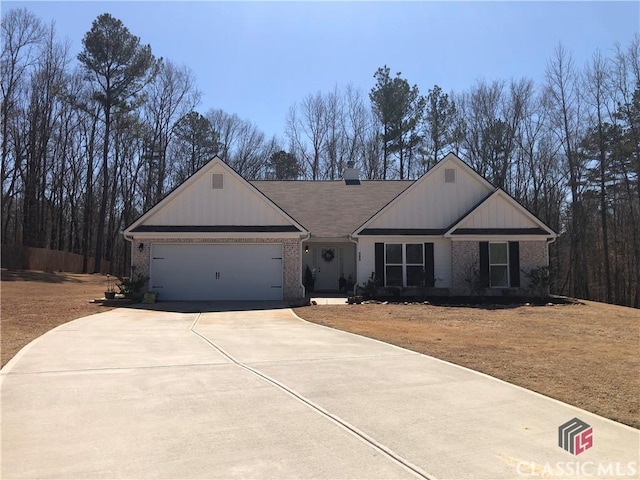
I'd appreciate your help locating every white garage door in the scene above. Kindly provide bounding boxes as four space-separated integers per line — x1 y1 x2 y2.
150 244 283 301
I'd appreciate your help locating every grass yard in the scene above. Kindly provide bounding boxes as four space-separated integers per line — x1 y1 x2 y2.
1 269 113 367
294 301 640 429
2 269 638 429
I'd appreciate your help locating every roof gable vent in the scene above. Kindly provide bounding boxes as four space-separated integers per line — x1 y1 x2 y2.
212 173 224 189
445 168 456 183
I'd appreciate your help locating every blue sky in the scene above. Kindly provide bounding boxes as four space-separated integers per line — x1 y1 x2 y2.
4 1 639 139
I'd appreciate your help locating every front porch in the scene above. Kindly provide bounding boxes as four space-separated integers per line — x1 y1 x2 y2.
302 240 356 294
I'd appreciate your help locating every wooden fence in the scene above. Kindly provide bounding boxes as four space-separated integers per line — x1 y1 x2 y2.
1 245 110 274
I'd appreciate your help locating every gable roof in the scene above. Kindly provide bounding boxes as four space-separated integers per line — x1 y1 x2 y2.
124 157 307 235
252 180 412 238
445 189 557 238
353 153 495 235
124 153 556 241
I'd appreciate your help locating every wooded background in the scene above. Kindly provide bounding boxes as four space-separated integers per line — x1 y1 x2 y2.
2 9 639 306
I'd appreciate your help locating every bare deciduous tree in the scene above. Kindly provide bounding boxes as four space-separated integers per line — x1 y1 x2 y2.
545 44 588 298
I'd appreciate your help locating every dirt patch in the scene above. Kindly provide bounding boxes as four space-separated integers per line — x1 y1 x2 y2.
294 301 640 429
1 269 114 367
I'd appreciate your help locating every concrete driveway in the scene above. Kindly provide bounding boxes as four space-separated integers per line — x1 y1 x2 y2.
1 304 638 479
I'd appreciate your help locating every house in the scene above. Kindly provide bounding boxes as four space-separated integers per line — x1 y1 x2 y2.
123 153 557 301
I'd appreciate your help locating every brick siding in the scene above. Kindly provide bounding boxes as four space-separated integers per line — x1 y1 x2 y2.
450 241 480 295
450 240 549 295
519 241 549 292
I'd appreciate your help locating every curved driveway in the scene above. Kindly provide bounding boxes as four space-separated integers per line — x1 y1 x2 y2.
2 303 638 479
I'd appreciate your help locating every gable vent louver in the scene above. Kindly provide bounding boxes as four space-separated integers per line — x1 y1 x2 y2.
445 168 456 183
212 173 224 189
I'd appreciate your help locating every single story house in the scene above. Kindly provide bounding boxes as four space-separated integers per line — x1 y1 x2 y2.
123 153 557 301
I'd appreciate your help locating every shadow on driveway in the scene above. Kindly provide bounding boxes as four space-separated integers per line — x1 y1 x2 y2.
124 300 291 313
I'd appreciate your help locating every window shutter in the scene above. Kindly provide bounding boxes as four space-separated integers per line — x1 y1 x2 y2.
479 242 489 288
375 243 385 286
424 243 435 287
509 241 520 287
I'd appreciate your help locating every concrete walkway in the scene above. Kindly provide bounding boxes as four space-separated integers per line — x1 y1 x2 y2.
1 304 638 479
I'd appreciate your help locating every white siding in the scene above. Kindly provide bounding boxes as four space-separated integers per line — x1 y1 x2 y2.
145 163 291 226
434 239 452 287
456 192 539 229
358 237 377 285
358 237 451 288
367 161 492 230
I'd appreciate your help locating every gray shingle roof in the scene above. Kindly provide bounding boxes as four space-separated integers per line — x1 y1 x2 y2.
251 180 413 238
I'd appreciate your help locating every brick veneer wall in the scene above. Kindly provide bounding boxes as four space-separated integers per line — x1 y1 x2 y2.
450 241 479 295
130 237 303 300
518 241 549 291
450 240 549 295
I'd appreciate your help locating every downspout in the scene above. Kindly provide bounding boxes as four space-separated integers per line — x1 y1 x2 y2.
122 231 134 275
547 235 557 295
300 233 311 297
348 233 359 294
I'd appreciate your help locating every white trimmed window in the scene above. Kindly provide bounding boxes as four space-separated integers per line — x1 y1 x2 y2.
385 243 424 287
489 242 509 287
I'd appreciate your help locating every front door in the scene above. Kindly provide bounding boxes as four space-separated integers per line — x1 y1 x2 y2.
315 246 341 291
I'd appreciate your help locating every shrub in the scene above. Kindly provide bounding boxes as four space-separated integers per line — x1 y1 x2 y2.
462 256 486 296
116 266 149 300
360 272 378 300
523 266 550 298
303 264 315 295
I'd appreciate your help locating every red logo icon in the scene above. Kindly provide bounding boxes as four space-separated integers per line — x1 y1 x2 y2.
558 418 593 455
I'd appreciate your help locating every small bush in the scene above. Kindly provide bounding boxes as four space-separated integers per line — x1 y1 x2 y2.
303 265 315 295
117 266 149 300
523 266 550 298
360 272 378 300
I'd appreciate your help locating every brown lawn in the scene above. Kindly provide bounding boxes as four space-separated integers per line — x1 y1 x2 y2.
294 301 640 429
1 269 113 367
2 270 638 429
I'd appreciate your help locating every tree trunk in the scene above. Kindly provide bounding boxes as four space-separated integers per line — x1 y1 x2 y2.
93 104 110 273
82 118 97 273
596 110 613 303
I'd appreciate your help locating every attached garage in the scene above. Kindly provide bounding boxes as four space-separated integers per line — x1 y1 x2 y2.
150 244 283 301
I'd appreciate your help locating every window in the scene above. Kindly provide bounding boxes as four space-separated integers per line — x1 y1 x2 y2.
385 244 403 286
385 243 424 287
489 242 509 287
406 244 424 286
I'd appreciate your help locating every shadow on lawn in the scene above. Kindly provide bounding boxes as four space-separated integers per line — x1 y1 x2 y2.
365 295 583 310
0 269 84 284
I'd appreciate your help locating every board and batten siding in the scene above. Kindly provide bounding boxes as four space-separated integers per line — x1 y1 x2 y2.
366 163 492 230
357 237 452 288
454 191 540 230
143 163 292 226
